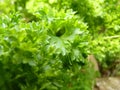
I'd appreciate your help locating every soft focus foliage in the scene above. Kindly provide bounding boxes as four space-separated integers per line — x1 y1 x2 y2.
0 0 120 90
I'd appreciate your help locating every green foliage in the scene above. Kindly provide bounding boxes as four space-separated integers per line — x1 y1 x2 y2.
0 6 94 90
0 0 120 90
90 36 120 68
0 0 15 14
